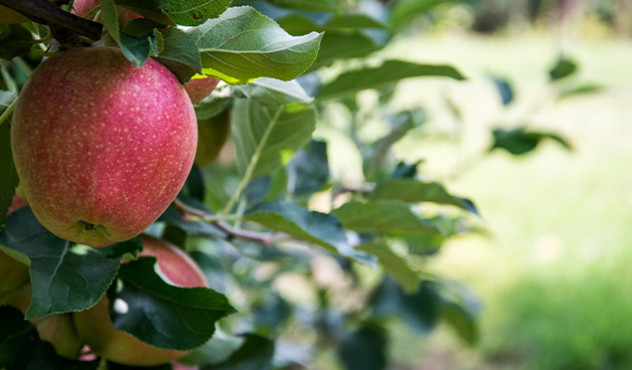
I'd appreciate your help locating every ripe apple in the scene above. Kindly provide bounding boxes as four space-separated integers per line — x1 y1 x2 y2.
184 77 220 104
11 47 197 247
0 192 30 300
73 235 208 366
7 286 83 359
72 0 140 26
195 109 231 167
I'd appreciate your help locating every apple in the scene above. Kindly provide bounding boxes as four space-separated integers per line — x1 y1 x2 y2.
11 47 197 247
72 0 140 26
73 235 208 366
195 109 231 167
7 286 83 359
184 77 220 104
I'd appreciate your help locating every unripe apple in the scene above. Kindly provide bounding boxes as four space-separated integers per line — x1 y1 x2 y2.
0 192 29 300
11 47 197 247
184 77 220 104
7 286 83 359
195 109 231 167
73 235 208 366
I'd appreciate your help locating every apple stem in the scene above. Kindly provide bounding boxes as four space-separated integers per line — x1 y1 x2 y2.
221 105 285 215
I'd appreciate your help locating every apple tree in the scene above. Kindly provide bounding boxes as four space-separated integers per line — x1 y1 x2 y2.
0 0 482 369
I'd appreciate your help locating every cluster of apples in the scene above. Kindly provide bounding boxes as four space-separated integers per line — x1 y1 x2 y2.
1 0 226 367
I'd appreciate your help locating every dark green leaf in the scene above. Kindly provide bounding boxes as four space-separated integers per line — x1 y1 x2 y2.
119 32 153 67
370 179 478 215
191 6 323 84
308 32 381 71
268 0 338 12
371 278 439 333
204 334 274 370
392 161 419 179
231 99 316 179
549 56 577 81
244 202 377 266
286 140 329 196
0 25 33 60
317 60 465 100
156 26 203 83
113 257 235 350
332 200 441 236
277 13 387 35
0 208 141 318
180 329 244 366
339 324 387 370
180 164 205 201
357 243 419 293
0 113 18 225
164 0 232 26
491 128 572 156
158 204 224 237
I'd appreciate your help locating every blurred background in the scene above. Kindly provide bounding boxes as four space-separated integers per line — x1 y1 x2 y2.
358 0 632 369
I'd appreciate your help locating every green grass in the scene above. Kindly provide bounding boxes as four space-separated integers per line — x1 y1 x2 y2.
378 31 632 369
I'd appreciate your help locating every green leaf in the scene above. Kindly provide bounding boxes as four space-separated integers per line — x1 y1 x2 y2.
180 329 244 366
370 179 478 215
332 200 441 236
233 78 313 106
371 278 439 334
277 13 388 35
115 0 175 25
206 334 275 370
391 0 475 29
0 112 18 225
158 204 224 237
308 32 381 71
557 83 603 100
0 24 34 60
0 208 141 318
440 295 479 345
286 139 329 196
549 56 577 81
491 128 572 156
157 26 203 82
113 257 236 350
231 99 316 179
190 6 322 84
100 0 121 43
357 243 419 293
317 60 465 100
164 0 232 26
244 202 377 266
267 0 338 12
100 0 152 67
339 324 387 370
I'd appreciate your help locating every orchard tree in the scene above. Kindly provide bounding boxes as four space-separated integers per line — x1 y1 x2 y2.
0 0 484 369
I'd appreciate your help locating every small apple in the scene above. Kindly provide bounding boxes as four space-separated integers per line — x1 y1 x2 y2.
11 47 197 247
195 109 231 167
7 286 83 359
73 235 208 366
184 77 220 104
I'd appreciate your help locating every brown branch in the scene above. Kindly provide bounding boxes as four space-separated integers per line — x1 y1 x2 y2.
0 0 103 40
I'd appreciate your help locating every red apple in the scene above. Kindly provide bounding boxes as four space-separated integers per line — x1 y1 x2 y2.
73 235 208 366
184 77 220 104
11 47 197 247
7 286 83 359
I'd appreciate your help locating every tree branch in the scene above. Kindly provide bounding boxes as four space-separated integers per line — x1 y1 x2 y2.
0 0 103 40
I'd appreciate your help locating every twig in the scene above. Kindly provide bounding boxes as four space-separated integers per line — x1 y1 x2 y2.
0 98 17 127
0 0 103 40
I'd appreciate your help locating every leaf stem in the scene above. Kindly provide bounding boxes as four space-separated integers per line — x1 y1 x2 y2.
0 98 17 127
221 105 285 214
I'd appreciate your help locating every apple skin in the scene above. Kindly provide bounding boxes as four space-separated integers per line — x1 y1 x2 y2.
7 286 84 359
184 78 220 104
195 109 231 167
73 235 208 366
11 47 197 247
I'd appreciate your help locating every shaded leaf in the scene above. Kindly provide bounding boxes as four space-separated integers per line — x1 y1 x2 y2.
233 78 313 106
188 6 322 85
339 324 387 370
158 204 224 237
180 329 244 366
491 128 572 156
113 257 236 350
204 334 274 370
231 99 316 179
308 32 381 71
0 208 141 318
317 60 465 100
557 83 603 100
370 179 478 215
0 107 18 225
268 0 338 12
164 0 232 26
549 56 577 81
391 0 477 29
333 200 441 236
244 202 377 266
157 26 203 83
492 75 514 105
0 24 34 60
286 140 329 196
